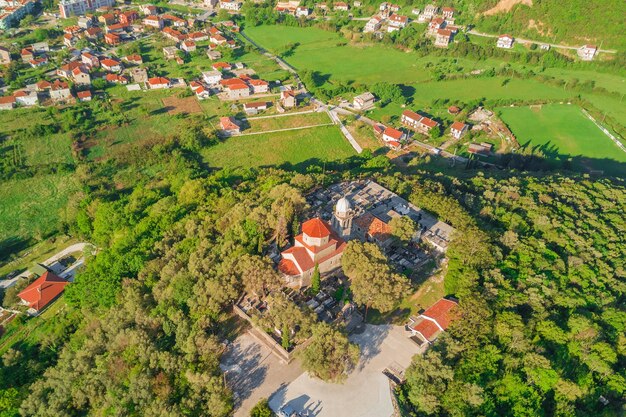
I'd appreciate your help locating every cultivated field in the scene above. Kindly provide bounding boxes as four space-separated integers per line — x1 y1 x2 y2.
498 104 626 174
201 125 355 169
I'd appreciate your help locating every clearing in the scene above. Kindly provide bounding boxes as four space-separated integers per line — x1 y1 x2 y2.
162 95 203 115
498 104 626 174
483 0 533 16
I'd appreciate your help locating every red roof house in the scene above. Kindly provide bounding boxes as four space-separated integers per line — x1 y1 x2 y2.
410 298 458 344
17 271 69 312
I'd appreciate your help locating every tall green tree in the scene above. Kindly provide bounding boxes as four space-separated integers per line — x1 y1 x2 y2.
311 264 320 295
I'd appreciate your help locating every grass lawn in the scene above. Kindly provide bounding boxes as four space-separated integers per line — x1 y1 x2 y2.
201 124 355 169
498 104 626 175
244 111 332 133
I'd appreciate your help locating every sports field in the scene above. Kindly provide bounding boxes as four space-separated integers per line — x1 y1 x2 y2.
201 125 355 169
498 104 626 174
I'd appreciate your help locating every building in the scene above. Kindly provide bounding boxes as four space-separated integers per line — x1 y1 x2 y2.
81 52 99 68
219 116 240 135
104 33 121 46
181 39 196 53
20 47 33 63
201 70 221 86
0 0 36 30
434 28 452 48
59 0 115 18
100 58 122 72
382 126 405 147
353 92 375 110
441 6 454 19
221 78 250 99
143 15 163 29
50 80 72 101
130 67 148 83
163 27 185 41
468 142 492 156
422 3 438 18
72 66 91 85
578 44 597 61
295 6 308 16
364 15 382 33
18 271 69 314
76 90 92 101
279 218 346 288
220 0 242 11
0 95 16 110
0 46 10 65
449 121 468 139
147 76 171 89
248 78 269 94
408 298 458 345
243 101 268 115
140 4 157 15
163 46 179 60
281 89 297 108
13 90 38 106
401 109 439 133
387 14 408 31
428 17 445 35
124 54 143 65
334 1 348 11
496 34 514 49
206 50 222 60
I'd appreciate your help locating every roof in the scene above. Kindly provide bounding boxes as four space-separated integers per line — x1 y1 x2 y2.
420 117 438 128
383 126 403 140
125 54 142 62
422 298 458 329
17 271 68 311
100 58 120 67
220 116 239 130
355 213 392 242
77 90 92 98
499 34 513 39
450 121 466 131
301 218 333 239
148 76 170 85
402 109 421 121
0 96 16 104
437 28 451 37
244 101 268 108
212 61 231 69
278 258 300 276
411 318 440 341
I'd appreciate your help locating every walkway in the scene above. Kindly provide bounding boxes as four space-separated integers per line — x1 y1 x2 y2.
326 107 363 154
467 30 617 54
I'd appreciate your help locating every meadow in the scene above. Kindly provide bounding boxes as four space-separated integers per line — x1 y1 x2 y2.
498 104 626 174
201 124 355 169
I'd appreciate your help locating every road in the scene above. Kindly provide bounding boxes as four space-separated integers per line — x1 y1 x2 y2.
467 30 617 54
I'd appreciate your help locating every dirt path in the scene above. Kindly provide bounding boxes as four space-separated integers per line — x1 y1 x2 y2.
483 0 532 16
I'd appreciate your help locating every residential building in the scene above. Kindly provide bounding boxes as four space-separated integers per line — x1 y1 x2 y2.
124 54 143 65
140 4 157 15
578 44 597 61
29 57 48 68
85 26 103 40
0 95 16 110
449 121 468 139
188 31 209 41
130 67 148 83
98 13 115 25
81 52 100 68
220 116 241 135
143 15 163 29
77 90 92 101
72 66 91 85
181 39 196 53
148 76 171 89
18 271 69 314
220 0 241 11
162 13 187 27
206 50 222 60
163 27 185 41
295 6 309 16
212 61 232 71
13 90 38 106
248 78 269 94
279 218 346 288
20 47 33 62
100 58 122 72
408 298 458 345
428 17 445 35
163 46 179 60
281 89 297 108
31 42 49 53
57 61 83 79
400 109 422 129
104 32 121 46
0 46 10 65
59 0 115 18
468 142 492 156
364 16 382 33
77 15 93 28
202 70 222 85
434 28 452 47
353 91 375 110
496 34 514 49
50 80 72 101
119 10 139 25
422 4 438 18
105 73 128 84
243 101 268 115
0 0 36 30
382 126 405 146
334 2 348 11
441 6 454 19
221 78 250 99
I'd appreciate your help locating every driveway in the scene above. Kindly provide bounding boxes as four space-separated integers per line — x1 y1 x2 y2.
268 325 423 417
221 330 304 417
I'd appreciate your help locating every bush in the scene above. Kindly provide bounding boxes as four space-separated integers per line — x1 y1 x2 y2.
250 398 274 417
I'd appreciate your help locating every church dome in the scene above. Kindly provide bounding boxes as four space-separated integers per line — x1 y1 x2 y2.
335 196 352 216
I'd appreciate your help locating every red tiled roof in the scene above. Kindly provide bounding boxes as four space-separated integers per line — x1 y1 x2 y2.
450 121 466 131
411 319 440 341
148 76 170 85
0 96 16 104
301 218 333 239
212 61 231 70
100 58 120 67
244 101 268 109
422 298 458 330
220 116 239 130
278 258 300 276
77 90 91 98
354 213 392 242
402 109 421 121
248 79 268 86
383 126 403 140
420 117 438 128
17 271 68 311
282 246 314 272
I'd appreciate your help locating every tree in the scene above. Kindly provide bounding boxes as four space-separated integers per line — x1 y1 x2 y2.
300 322 360 383
342 242 410 319
370 82 405 105
250 398 274 417
311 264 320 295
389 216 416 244
237 254 281 297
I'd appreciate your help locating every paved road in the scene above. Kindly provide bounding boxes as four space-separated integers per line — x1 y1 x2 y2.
467 30 617 54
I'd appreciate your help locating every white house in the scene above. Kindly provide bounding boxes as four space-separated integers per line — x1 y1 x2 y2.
148 77 171 89
202 70 222 85
295 6 309 16
353 92 375 110
577 44 597 61
387 14 408 31
13 90 39 106
0 95 16 110
382 126 406 144
497 34 514 49
220 0 242 11
364 16 382 33
449 121 468 139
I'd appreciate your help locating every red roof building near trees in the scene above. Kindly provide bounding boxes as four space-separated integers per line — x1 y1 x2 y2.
301 218 333 238
17 271 69 312
410 298 458 343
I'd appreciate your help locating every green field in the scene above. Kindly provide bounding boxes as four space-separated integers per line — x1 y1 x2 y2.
498 104 626 174
201 125 355 169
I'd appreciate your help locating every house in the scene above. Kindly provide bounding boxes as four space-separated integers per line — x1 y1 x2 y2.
202 70 222 85
148 76 171 89
220 0 242 11
50 80 72 101
36 80 52 91
162 13 187 27
140 4 157 15
278 218 346 288
13 90 38 106
163 46 179 60
219 116 241 135
98 13 115 25
143 15 163 29
63 34 76 48
401 109 422 129
428 17 445 35
353 92 375 110
578 44 597 61
387 13 408 31
0 95 16 110
21 47 34 63
204 0 219 8
334 2 348 11
130 67 148 83
119 10 139 25
100 58 122 72
317 2 328 10
104 33 121 46
0 46 10 65
434 28 452 47
497 34 514 49
418 116 439 133
382 126 406 144
441 6 454 19
57 61 83 79
124 54 143 65
81 52 100 68
17 271 69 314
190 81 210 99
389 3 400 11
295 6 309 16
76 90 92 101
181 39 196 53
105 73 129 84
206 50 222 60
221 78 250 99
210 33 227 44
449 121 468 139
163 27 185 41
29 57 48 68
106 22 129 34
422 4 438 18
212 61 232 71
59 0 115 18
411 8 420 15
353 212 394 247
248 78 269 94
353 0 361 6
72 66 91 85
364 16 382 33
31 42 49 53
243 101 268 115
408 298 458 345
281 89 297 108
85 27 103 40
188 31 209 41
